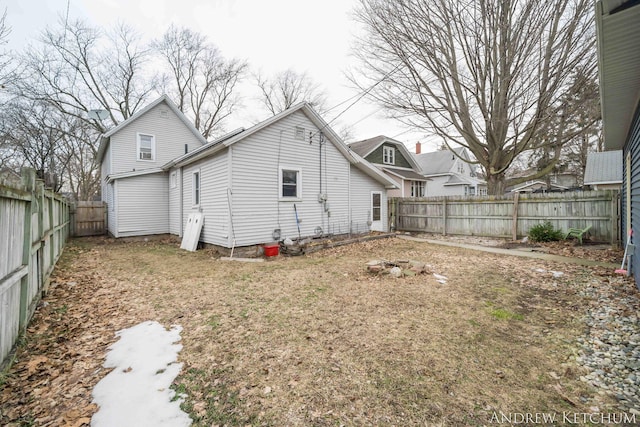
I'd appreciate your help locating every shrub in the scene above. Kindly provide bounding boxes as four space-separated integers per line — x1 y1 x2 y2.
528 221 563 242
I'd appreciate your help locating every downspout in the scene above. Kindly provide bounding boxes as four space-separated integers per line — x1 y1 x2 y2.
227 146 235 249
113 180 118 238
178 167 183 238
348 162 351 237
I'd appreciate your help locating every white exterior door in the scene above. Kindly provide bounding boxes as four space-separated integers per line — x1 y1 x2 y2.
371 191 383 231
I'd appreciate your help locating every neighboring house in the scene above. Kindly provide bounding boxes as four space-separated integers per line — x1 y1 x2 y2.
98 97 397 247
97 95 208 238
595 0 640 284
348 136 428 197
509 181 570 193
505 167 581 193
414 147 487 196
583 150 623 190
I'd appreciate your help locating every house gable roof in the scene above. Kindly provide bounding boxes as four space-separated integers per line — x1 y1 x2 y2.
382 167 428 181
596 0 640 150
167 103 398 189
584 150 623 185
348 135 422 171
96 95 208 163
414 147 468 175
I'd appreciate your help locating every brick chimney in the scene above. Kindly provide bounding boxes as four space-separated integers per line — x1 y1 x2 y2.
415 141 422 154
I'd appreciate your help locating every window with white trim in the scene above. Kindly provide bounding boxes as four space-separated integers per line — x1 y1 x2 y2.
192 171 201 206
137 133 155 161
382 146 395 165
170 171 177 189
457 161 465 174
372 192 381 221
410 181 425 197
295 126 305 141
279 167 302 200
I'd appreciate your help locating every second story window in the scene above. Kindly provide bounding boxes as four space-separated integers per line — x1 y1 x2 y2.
383 146 395 165
137 133 155 161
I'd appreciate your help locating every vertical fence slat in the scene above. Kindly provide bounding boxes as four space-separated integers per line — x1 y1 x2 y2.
392 190 621 245
0 169 71 369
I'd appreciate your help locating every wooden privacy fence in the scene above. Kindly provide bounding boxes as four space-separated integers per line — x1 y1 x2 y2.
390 190 620 245
71 201 106 237
0 169 71 369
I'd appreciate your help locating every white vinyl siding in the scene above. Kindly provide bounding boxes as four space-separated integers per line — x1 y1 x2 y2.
108 101 204 175
168 169 181 236
426 175 474 197
107 181 117 236
182 153 230 247
350 167 388 233
115 173 169 237
229 111 350 246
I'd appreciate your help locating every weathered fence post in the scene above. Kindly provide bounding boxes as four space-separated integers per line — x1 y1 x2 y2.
611 190 620 247
512 192 520 241
388 197 396 232
18 169 35 330
442 197 448 235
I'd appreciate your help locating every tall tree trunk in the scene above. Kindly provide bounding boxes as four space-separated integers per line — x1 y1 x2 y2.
487 172 507 195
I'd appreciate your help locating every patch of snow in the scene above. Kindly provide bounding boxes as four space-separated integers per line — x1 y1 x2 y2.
433 273 448 284
91 321 191 427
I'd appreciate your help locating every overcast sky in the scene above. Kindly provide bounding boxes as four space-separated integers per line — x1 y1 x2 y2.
2 0 435 152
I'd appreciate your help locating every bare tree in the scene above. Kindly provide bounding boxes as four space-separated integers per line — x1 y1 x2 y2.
522 70 601 190
2 99 71 191
255 68 328 115
18 19 155 133
58 115 101 200
6 19 156 198
0 7 11 87
154 25 247 139
353 0 597 194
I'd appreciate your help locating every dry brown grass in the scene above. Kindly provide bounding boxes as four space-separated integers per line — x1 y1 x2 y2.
0 236 621 426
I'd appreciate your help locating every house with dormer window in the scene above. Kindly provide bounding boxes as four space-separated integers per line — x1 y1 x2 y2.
414 147 487 197
348 136 428 198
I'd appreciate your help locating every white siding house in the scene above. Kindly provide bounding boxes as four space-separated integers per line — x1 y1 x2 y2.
97 95 207 237
414 147 487 197
99 98 397 247
169 104 397 248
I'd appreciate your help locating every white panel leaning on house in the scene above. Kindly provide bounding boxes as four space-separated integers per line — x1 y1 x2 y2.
180 212 204 251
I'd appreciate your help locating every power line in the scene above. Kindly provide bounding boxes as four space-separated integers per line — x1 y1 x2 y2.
313 0 476 141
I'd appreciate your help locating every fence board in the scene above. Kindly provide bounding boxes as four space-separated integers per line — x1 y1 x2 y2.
391 190 620 244
72 201 106 237
0 169 70 369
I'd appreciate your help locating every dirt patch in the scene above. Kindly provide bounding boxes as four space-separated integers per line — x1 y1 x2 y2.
0 236 629 426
